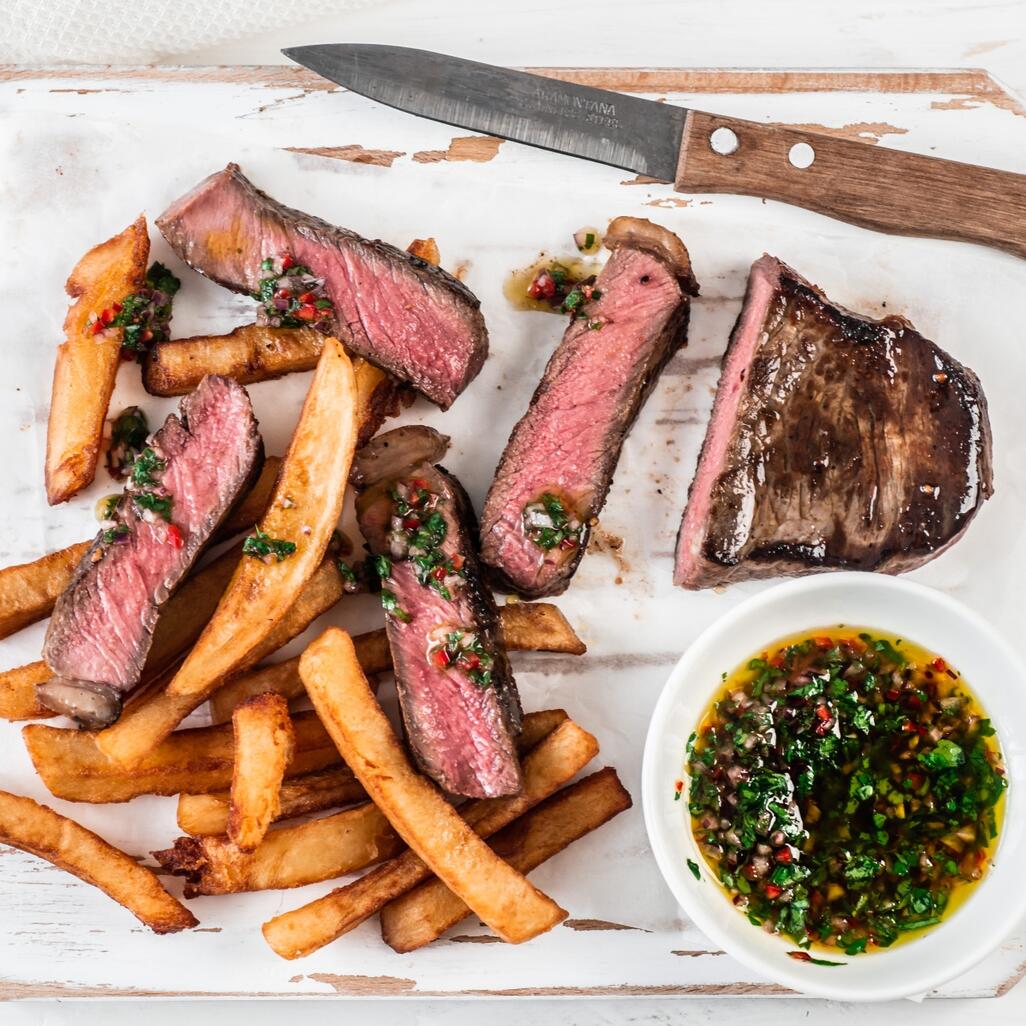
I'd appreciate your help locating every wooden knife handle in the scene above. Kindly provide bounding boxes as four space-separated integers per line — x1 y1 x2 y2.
676 110 1026 259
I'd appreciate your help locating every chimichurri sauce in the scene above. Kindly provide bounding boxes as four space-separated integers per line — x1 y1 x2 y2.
685 628 1006 956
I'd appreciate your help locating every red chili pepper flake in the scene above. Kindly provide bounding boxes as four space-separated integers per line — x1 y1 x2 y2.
769 655 785 669
431 648 451 669
403 515 420 530
431 566 447 580
90 318 105 335
885 688 901 701
931 657 947 673
410 477 430 491
281 254 295 271
298 291 317 303
674 779 684 793
815 705 831 721
558 536 578 550
450 553 465 571
527 269 557 301
463 653 481 670
765 884 783 899
814 636 834 649
296 303 318 321
166 524 184 549
775 847 793 864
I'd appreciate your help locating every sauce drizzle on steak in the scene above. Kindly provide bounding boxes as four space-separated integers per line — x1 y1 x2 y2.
40 376 262 726
480 217 698 598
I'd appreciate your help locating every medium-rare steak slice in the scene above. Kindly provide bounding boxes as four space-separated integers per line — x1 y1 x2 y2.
480 217 698 598
674 255 993 588
40 376 262 726
356 430 522 798
157 164 488 409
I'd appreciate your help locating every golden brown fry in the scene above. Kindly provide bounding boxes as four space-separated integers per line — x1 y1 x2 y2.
160 707 577 897
24 710 339 804
144 325 324 396
217 456 283 540
177 766 366 836
499 602 587 656
381 768 632 951
45 217 149 505
0 542 91 641
207 603 583 725
0 545 241 723
406 237 441 265
95 555 346 767
155 799 403 896
227 693 295 852
0 788 196 933
178 709 567 835
298 629 565 943
167 338 358 698
264 633 591 959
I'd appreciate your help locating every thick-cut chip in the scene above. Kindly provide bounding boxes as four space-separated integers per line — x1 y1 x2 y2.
227 693 295 852
293 629 567 945
207 603 584 724
263 657 595 957
406 238 441 265
165 707 578 899
144 325 324 396
0 542 91 641
0 545 241 723
167 338 358 698
155 800 402 896
381 768 632 951
95 555 346 767
177 767 366 836
45 217 150 505
24 710 339 803
179 709 568 834
0 789 196 933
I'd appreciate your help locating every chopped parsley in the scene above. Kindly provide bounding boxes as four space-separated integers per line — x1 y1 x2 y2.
523 492 584 552
132 490 173 522
130 447 166 488
243 526 296 562
380 588 410 623
105 406 150 480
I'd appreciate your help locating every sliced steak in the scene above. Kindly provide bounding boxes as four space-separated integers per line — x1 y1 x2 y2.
675 255 993 588
157 164 488 409
41 376 262 726
480 217 698 598
356 433 522 798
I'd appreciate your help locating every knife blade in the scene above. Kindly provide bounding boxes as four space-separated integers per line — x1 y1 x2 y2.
283 44 1026 260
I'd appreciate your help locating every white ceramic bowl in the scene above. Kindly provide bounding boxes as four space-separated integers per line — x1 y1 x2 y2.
642 572 1026 1001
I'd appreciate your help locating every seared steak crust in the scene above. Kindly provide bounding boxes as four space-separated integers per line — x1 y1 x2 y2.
156 164 488 409
674 255 993 588
356 450 522 799
42 376 262 720
480 217 698 598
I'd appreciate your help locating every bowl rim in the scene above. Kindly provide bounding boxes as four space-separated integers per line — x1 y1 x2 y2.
641 571 1026 1002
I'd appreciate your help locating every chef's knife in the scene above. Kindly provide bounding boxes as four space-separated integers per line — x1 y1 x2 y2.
282 44 1026 260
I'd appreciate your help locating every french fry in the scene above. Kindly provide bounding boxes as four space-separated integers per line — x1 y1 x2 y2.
177 766 366 836
165 707 577 898
23 710 339 804
208 603 584 724
0 789 196 933
95 555 346 767
297 629 566 943
144 325 324 396
227 693 295 852
0 542 91 641
381 768 632 951
166 338 358 699
263 631 592 959
406 237 441 265
0 545 241 723
155 799 404 897
178 709 569 835
45 217 149 505
0 457 279 646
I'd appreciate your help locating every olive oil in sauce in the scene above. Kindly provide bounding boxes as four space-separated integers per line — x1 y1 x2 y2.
684 627 1006 958
503 227 604 313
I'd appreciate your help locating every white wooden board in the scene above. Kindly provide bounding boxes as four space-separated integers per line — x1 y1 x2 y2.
0 65 1024 999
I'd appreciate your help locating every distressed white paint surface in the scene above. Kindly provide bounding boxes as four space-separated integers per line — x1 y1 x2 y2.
0 68 1025 1001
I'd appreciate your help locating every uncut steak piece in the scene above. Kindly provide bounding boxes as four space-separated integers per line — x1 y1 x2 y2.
40 376 262 727
157 164 488 409
480 217 698 598
674 255 993 589
356 428 523 798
